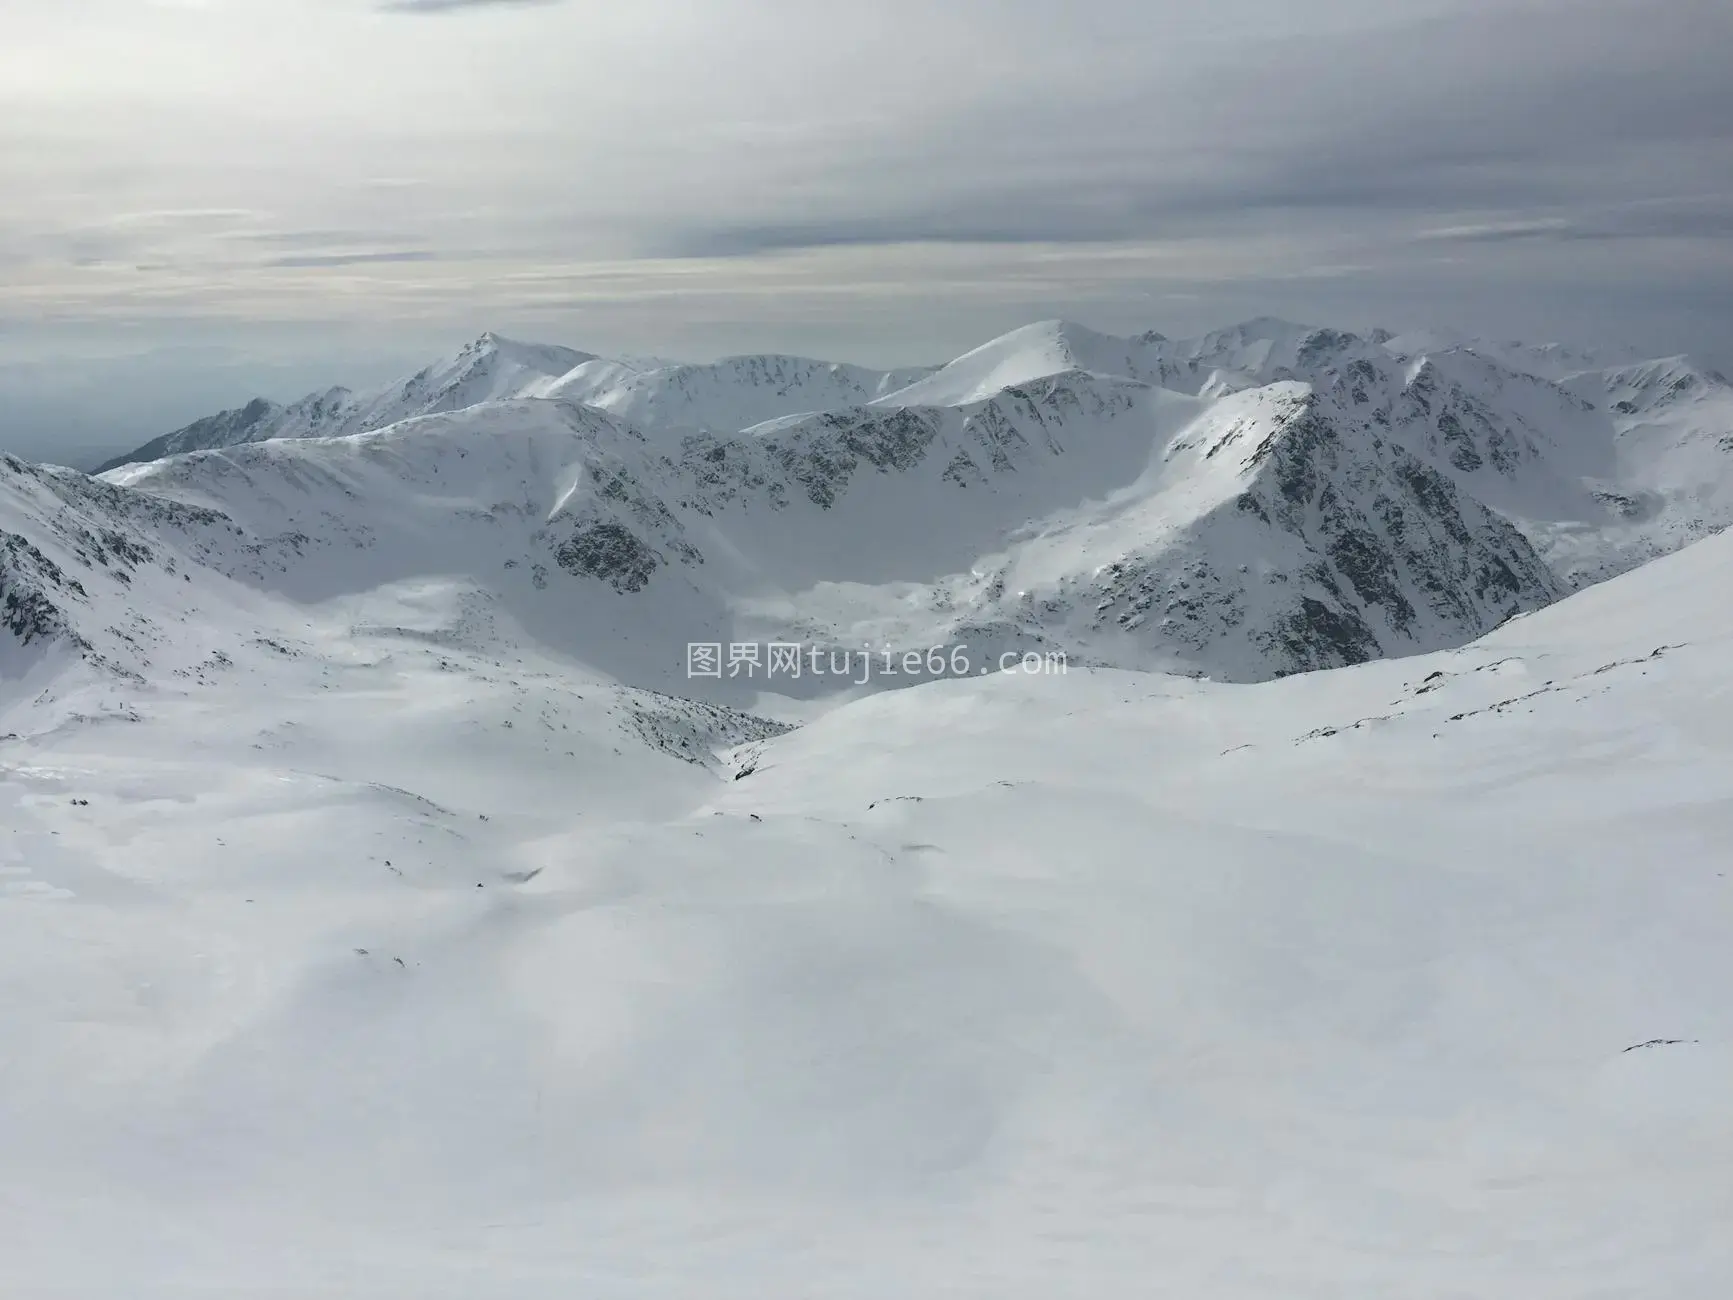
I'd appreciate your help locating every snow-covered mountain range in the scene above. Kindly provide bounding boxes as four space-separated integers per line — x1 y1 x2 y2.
6 317 1733 1294
10 316 1729 703
92 334 935 473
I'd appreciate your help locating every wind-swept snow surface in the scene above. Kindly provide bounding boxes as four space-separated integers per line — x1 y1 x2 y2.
2 514 1731 1295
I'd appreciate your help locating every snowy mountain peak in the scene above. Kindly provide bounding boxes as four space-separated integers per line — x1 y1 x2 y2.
465 331 595 376
546 351 939 436
1178 319 1367 377
873 319 1163 407
1587 355 1730 411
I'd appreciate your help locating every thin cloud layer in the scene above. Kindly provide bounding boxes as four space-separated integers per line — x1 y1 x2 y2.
2 0 1730 459
266 250 440 267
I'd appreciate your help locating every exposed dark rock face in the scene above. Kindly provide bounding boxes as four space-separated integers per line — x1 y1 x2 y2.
765 408 943 508
1004 389 1565 679
676 435 788 513
1 454 242 674
553 522 663 593
535 447 707 593
944 372 1138 484
2 533 78 648
1265 595 1383 674
674 372 1141 512
1243 395 1559 662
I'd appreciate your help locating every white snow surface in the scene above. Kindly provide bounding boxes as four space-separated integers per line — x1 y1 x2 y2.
548 353 937 437
4 316 1733 1295
2 509 1731 1296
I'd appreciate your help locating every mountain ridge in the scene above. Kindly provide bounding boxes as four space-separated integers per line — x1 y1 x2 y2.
8 316 1730 709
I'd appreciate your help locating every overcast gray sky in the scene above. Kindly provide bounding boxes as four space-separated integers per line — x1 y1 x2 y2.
3 0 1730 463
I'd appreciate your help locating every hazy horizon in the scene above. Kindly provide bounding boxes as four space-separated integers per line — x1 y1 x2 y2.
5 0 1730 464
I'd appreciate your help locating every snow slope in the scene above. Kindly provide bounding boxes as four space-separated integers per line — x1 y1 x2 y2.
1 510 1729 1297
1380 327 1645 382
546 353 937 436
96 340 934 471
872 319 1169 407
92 334 595 474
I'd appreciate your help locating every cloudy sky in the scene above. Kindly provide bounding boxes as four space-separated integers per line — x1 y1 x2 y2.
3 0 1729 462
